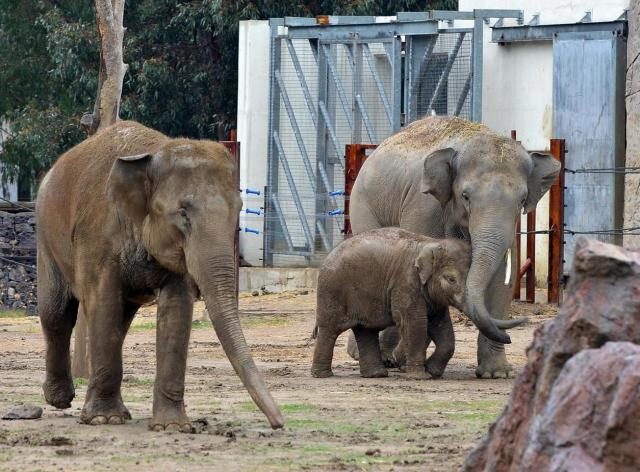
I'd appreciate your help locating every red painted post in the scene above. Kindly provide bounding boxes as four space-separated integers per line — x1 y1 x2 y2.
548 139 566 304
526 210 536 304
221 138 241 302
344 144 377 235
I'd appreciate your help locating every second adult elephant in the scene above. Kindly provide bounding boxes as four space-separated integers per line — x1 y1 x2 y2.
348 116 560 378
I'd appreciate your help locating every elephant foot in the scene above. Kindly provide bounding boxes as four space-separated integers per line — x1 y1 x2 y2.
475 359 513 379
310 366 334 378
150 405 192 433
80 396 131 425
43 378 75 409
425 359 447 379
359 366 388 378
405 365 432 380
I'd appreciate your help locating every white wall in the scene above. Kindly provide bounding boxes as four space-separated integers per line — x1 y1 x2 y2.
459 0 628 286
237 21 271 266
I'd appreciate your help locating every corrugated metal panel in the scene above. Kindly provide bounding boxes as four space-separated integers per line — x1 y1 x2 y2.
552 33 626 272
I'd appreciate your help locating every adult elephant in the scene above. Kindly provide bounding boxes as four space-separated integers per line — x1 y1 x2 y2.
37 121 283 430
347 116 560 378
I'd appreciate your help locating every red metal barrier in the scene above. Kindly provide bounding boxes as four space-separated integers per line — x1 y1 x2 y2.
221 135 240 301
548 139 566 304
344 144 377 235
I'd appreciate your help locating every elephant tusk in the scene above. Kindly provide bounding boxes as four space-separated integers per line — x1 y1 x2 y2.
504 249 511 286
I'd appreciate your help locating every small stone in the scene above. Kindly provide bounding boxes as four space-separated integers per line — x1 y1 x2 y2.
55 449 74 456
7 287 15 298
366 448 381 456
2 404 43 420
251 290 259 297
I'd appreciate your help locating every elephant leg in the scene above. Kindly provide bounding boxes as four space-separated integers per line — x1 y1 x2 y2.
311 327 339 378
346 331 359 360
476 243 516 379
425 306 455 379
352 327 387 378
80 274 131 425
346 325 401 366
151 277 196 433
398 310 429 380
39 258 78 410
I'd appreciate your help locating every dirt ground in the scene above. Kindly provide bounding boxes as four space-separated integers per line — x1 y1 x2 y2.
0 290 558 472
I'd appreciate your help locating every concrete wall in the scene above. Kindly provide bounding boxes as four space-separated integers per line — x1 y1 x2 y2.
625 0 640 247
237 21 271 266
460 0 628 285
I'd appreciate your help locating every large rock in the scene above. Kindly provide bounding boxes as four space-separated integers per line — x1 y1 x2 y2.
464 238 640 471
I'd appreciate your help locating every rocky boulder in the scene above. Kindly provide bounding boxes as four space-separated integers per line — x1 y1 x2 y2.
464 237 640 471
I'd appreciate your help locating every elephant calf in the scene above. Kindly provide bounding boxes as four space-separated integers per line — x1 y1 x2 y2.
312 228 474 380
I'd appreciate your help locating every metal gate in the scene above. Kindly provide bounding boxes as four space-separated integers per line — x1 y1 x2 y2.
552 29 626 271
264 12 520 266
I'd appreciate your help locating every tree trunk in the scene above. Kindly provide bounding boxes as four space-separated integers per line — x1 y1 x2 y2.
74 0 127 378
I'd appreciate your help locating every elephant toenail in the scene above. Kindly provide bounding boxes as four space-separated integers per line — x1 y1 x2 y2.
108 416 124 425
165 423 181 433
181 424 194 433
90 415 108 425
151 424 164 432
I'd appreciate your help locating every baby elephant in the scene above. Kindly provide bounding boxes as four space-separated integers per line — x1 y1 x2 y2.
312 228 472 380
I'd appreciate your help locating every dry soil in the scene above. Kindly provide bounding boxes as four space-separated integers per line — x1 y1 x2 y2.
0 290 557 472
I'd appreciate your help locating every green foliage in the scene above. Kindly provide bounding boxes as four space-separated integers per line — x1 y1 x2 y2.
0 0 456 189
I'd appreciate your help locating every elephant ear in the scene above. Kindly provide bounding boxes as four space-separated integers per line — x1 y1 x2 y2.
106 153 153 223
420 148 457 207
524 152 561 213
415 242 445 286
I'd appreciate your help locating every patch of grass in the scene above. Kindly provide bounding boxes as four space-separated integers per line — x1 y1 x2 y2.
238 402 317 414
417 399 504 413
192 319 211 329
73 377 89 388
0 309 26 318
444 411 500 423
122 394 151 403
129 321 156 332
123 377 154 387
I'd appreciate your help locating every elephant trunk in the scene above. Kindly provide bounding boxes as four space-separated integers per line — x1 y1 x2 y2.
465 209 521 344
187 243 283 429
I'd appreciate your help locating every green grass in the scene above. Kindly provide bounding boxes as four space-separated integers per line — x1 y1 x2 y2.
129 321 157 332
0 309 26 318
73 377 89 387
285 418 365 434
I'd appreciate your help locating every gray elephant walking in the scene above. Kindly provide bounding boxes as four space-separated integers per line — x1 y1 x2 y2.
37 121 283 430
347 116 560 378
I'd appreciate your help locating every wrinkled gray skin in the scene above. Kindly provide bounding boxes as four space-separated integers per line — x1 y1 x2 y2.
348 116 560 378
36 121 283 431
312 228 508 379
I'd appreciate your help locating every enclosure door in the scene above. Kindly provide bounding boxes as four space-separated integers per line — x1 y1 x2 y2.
552 32 626 272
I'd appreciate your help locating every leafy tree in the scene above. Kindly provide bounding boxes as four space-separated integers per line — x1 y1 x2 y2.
0 0 456 191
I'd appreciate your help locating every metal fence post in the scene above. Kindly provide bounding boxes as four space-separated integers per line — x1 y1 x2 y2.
548 138 566 304
471 16 484 122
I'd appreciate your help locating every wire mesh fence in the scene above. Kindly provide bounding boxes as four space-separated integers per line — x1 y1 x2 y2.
263 27 474 267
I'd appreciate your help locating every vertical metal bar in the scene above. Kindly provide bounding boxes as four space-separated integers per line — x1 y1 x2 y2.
427 32 466 114
511 129 520 301
548 138 566 305
265 23 283 266
526 210 536 304
285 38 317 127
352 42 363 144
274 69 316 191
315 42 331 255
362 43 394 127
272 131 314 249
471 17 484 122
391 37 402 132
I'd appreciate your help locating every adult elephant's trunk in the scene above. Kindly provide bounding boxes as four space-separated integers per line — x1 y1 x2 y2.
465 208 524 344
186 241 283 429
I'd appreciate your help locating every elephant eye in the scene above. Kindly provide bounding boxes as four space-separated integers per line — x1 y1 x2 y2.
446 275 456 284
178 207 188 218
461 191 470 201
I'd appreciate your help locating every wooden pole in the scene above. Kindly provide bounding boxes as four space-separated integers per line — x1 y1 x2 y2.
548 139 566 304
526 210 536 303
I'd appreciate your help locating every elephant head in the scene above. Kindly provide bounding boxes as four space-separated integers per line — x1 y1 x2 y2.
421 137 560 344
106 139 283 429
